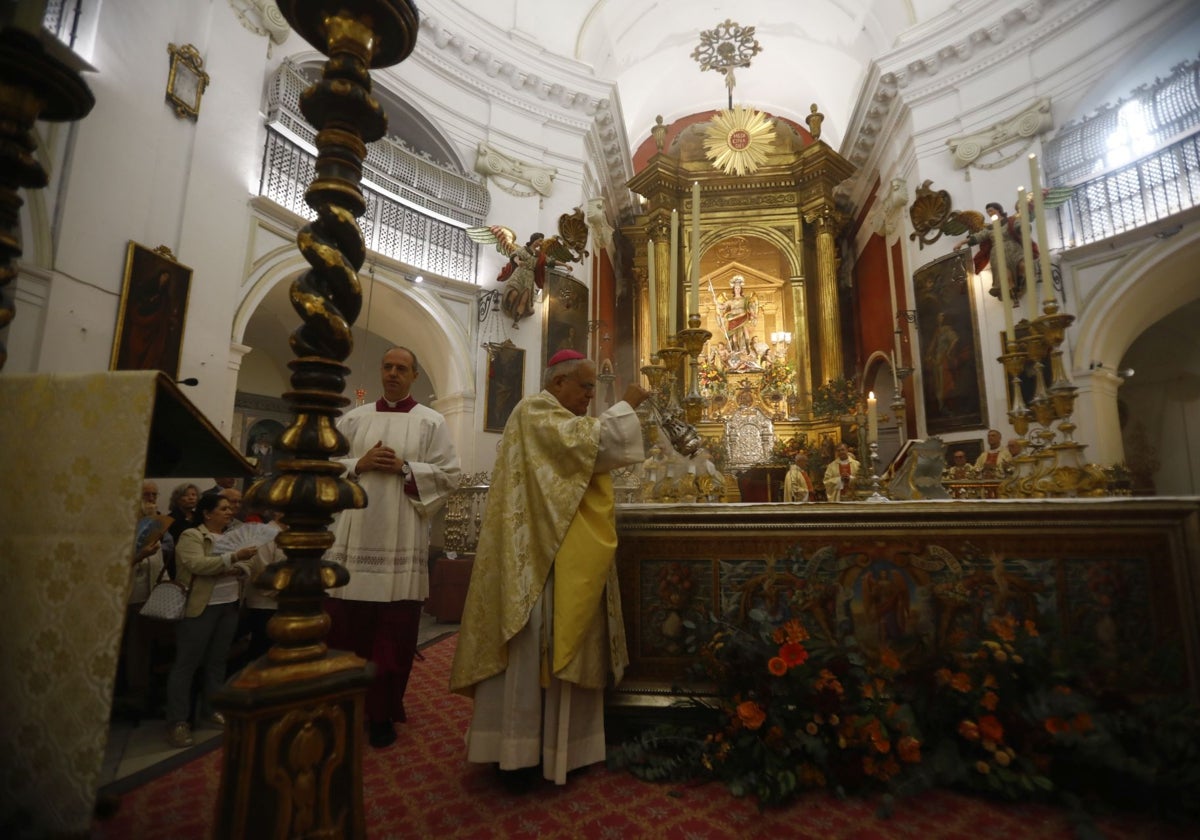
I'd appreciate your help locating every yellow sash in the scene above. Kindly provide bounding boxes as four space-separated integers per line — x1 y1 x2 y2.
550 472 615 677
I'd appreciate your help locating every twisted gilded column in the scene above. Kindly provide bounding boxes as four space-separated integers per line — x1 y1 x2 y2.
649 214 671 345
214 3 419 838
808 208 844 383
0 23 94 369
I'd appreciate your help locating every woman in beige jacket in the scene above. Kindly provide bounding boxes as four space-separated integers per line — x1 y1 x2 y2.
164 492 256 748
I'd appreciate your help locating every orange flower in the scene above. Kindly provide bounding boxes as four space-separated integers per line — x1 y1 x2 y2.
1023 619 1039 637
991 614 1017 641
815 669 844 696
993 749 1012 767
879 647 901 671
978 714 1005 743
975 760 991 774
935 667 953 685
1072 713 1094 733
781 618 809 643
983 674 998 689
1044 716 1069 734
772 627 786 645
768 657 788 676
950 672 973 693
958 719 980 741
897 735 922 763
780 642 809 668
805 721 819 735
980 691 999 711
737 700 766 730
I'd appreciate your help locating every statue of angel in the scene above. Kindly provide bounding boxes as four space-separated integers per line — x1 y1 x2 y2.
468 210 588 328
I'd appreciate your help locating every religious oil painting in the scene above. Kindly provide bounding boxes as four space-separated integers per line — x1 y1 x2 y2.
913 249 987 435
542 270 589 371
484 340 524 433
110 242 193 379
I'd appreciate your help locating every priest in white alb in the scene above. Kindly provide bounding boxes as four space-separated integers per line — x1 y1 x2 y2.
450 349 650 788
327 346 460 748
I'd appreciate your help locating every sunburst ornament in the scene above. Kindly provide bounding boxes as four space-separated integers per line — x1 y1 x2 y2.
703 106 775 176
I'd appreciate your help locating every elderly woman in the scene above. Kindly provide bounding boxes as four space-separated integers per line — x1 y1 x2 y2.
164 492 258 748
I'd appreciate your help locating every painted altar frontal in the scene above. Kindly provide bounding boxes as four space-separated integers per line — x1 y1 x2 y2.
611 498 1200 710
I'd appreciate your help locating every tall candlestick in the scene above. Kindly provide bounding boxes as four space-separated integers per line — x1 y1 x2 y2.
668 209 679 334
690 181 701 313
1017 186 1036 339
1028 153 1056 307
992 213 1014 342
647 239 657 350
868 391 878 443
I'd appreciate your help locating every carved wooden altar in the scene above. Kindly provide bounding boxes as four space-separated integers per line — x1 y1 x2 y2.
610 498 1200 715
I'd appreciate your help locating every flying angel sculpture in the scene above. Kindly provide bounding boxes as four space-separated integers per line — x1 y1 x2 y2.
468 209 588 328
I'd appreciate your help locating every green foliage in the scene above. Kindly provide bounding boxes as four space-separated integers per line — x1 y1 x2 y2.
811 377 860 419
613 589 1200 820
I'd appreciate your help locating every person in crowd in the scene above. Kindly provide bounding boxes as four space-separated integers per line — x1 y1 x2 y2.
218 486 245 532
164 492 258 748
823 443 861 502
116 480 171 718
165 482 200 576
450 349 650 789
1006 438 1024 459
327 346 460 748
783 451 814 503
974 429 1012 476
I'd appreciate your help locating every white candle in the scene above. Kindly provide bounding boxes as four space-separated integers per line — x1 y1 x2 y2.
668 209 679 334
1017 186 1036 339
1028 154 1056 307
647 239 657 350
992 214 1015 342
690 181 701 314
890 350 900 392
868 392 878 443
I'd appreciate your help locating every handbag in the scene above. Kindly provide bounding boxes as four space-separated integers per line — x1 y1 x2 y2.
139 567 190 621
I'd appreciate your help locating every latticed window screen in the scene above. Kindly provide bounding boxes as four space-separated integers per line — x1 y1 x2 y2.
259 60 487 284
1045 56 1200 246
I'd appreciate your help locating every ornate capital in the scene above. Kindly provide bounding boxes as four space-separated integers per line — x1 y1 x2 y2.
946 97 1052 169
474 141 557 197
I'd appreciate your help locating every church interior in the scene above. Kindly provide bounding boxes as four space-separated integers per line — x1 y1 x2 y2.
2 0 1200 836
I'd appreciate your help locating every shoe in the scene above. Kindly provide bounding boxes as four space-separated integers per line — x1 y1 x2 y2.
166 722 193 748
368 720 396 748
200 711 227 728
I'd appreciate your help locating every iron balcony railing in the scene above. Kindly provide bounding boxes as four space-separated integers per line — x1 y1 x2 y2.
1056 131 1200 247
259 128 480 283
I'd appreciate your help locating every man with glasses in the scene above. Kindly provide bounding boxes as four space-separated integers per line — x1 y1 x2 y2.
451 349 650 789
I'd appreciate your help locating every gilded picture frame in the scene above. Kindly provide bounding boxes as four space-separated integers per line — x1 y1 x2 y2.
542 270 589 370
484 340 524 433
165 43 209 120
110 242 193 379
913 249 988 434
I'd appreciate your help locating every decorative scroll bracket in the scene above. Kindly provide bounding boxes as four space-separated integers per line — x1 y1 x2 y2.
475 141 557 197
946 97 1052 170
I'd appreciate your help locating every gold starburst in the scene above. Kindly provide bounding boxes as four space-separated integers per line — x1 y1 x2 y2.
703 106 775 176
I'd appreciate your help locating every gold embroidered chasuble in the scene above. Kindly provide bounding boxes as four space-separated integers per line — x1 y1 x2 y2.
450 391 641 694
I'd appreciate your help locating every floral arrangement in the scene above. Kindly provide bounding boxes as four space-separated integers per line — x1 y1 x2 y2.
698 356 728 396
609 585 1200 822
760 360 796 396
811 377 860 419
771 433 809 464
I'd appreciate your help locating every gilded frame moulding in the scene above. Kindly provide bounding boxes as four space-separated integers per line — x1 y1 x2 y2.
945 97 1052 170
165 43 210 121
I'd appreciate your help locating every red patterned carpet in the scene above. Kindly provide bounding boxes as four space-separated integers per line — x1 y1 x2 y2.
93 634 1195 839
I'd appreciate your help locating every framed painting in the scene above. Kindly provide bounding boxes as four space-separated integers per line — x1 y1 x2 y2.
543 269 589 370
484 340 524 433
110 242 193 379
913 250 988 435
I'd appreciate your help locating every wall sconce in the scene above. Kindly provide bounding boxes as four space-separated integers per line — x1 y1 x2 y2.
165 43 209 121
